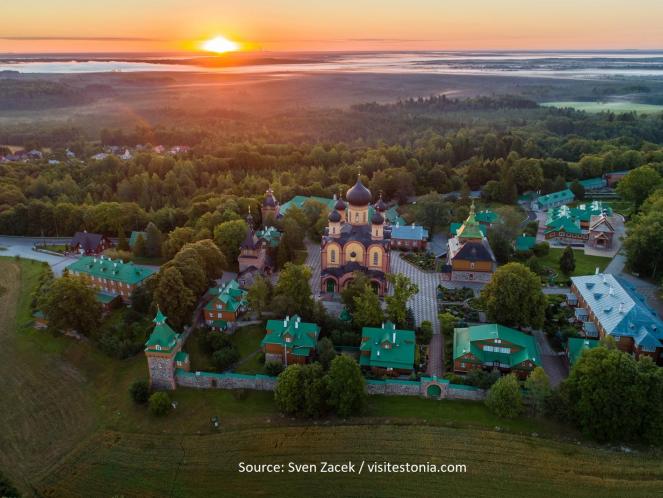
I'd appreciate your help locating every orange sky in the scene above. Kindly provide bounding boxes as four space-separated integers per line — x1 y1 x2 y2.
2 0 663 53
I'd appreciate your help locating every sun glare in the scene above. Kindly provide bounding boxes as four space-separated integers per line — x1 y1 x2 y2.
201 36 239 54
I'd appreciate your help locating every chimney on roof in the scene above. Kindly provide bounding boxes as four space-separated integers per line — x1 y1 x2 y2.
595 267 599 275
392 332 396 342
619 302 624 314
381 322 384 329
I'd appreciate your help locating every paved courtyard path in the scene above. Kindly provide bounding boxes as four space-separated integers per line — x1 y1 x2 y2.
390 251 443 376
533 330 568 387
305 240 321 298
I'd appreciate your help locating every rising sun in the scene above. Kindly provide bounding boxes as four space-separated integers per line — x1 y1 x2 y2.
201 36 240 54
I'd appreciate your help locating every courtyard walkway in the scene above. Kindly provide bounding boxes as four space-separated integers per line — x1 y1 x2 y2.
390 251 443 376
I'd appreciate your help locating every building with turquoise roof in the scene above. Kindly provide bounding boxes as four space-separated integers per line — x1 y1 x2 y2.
67 255 156 303
566 177 607 191
203 279 247 330
261 315 320 366
566 337 600 366
359 321 416 375
453 323 540 379
533 189 575 211
544 201 614 247
279 194 405 226
515 235 536 253
390 224 429 250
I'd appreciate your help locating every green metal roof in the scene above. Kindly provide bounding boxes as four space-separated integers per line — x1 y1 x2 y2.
515 235 536 252
128 231 146 247
209 319 228 330
475 209 501 224
95 292 118 304
33 310 45 319
261 315 320 355
255 226 281 248
547 201 612 225
67 256 155 285
566 177 606 190
450 222 486 237
567 337 600 366
453 324 540 368
359 321 415 370
544 216 582 235
535 189 575 208
205 279 247 313
175 351 189 363
145 311 179 352
280 195 404 225
279 195 336 214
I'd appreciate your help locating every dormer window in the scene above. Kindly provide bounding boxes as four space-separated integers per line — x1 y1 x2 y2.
156 345 161 351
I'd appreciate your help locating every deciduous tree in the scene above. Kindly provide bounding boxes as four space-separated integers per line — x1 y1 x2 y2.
385 273 419 327
213 219 247 268
43 275 101 336
352 284 384 328
152 266 195 330
485 374 523 419
481 262 546 329
326 355 366 417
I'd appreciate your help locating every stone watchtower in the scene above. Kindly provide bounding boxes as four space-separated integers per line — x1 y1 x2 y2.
144 309 182 390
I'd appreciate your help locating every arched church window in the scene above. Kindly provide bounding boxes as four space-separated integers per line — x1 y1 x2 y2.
355 212 359 222
330 249 336 263
373 251 379 266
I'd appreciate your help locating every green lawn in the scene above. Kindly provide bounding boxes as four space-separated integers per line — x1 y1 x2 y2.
538 248 611 283
36 243 67 253
541 101 663 114
4 257 663 498
230 324 265 374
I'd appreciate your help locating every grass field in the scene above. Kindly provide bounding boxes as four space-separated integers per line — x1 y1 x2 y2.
541 101 663 114
3 257 663 497
230 324 265 374
539 248 611 283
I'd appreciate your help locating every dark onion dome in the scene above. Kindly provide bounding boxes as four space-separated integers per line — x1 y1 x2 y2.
346 176 372 206
335 198 346 210
263 190 277 207
374 195 387 212
328 209 342 222
371 211 384 225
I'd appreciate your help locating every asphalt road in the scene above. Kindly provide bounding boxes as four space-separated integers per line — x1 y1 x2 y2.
0 236 77 275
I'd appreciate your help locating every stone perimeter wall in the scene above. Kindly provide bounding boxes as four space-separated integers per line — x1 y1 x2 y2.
176 371 277 391
175 370 485 400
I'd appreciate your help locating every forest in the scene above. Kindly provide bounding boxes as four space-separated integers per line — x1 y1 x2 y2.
1 95 663 279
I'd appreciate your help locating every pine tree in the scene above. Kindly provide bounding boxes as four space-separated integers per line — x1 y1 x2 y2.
559 246 576 275
117 226 129 251
133 233 146 257
145 222 163 258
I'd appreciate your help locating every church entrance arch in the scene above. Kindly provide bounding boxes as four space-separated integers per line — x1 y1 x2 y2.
326 279 336 293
